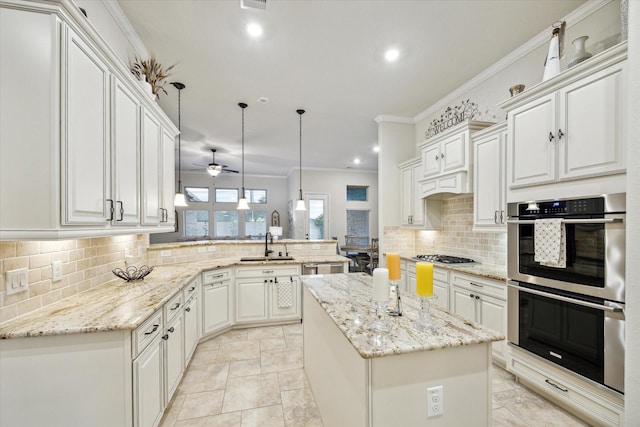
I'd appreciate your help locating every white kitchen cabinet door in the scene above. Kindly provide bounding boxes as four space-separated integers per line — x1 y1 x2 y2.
236 280 268 323
508 93 557 188
112 77 141 225
450 285 477 322
163 314 184 404
473 122 507 230
421 144 441 178
477 293 507 364
440 132 467 174
558 63 625 181
62 26 111 224
432 280 448 309
399 159 424 226
269 278 301 320
161 128 176 225
203 282 231 335
183 295 199 365
133 335 164 427
141 109 162 225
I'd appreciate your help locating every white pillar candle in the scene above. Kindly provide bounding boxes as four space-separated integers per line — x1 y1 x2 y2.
373 268 389 302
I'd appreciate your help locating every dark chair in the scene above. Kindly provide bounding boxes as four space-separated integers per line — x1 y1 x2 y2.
367 238 379 274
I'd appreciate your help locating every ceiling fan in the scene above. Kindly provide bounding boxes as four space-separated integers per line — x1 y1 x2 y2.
195 148 239 176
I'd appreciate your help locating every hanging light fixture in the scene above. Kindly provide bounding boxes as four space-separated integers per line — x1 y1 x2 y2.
171 82 188 207
237 102 250 210
295 109 306 211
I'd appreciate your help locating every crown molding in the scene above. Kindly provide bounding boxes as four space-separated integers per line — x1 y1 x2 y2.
374 115 415 124
413 0 613 124
102 0 149 59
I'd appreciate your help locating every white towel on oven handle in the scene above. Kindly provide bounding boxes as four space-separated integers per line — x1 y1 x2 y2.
277 279 293 308
534 218 566 268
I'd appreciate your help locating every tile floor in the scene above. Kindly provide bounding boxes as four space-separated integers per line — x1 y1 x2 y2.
159 323 589 427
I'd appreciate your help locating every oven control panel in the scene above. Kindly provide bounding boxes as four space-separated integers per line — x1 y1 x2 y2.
518 197 605 217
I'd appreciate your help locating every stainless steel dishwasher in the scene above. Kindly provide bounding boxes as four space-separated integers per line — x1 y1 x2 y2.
301 262 346 275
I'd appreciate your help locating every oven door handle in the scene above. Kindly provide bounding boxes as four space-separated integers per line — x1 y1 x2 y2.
507 282 624 314
506 218 623 225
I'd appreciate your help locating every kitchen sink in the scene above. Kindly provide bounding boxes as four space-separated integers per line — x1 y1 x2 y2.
239 256 295 262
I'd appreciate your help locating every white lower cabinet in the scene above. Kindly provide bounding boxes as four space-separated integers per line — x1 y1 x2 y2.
163 292 184 404
235 265 301 325
432 267 449 309
133 310 164 427
183 279 200 365
202 269 232 336
449 272 507 364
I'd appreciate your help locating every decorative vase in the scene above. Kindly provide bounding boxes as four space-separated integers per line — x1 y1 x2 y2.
138 76 154 100
568 36 592 68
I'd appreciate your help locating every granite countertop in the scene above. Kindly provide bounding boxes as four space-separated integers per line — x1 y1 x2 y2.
302 273 504 359
0 255 349 339
399 254 507 282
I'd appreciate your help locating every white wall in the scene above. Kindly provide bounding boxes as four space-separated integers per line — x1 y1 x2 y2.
624 0 639 424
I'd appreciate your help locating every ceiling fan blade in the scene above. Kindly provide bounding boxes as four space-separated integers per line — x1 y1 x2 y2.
222 168 239 174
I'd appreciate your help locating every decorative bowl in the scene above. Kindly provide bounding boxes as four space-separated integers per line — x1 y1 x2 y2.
112 265 154 282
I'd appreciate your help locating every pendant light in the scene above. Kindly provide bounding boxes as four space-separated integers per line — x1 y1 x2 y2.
295 109 306 211
237 102 250 210
171 82 188 207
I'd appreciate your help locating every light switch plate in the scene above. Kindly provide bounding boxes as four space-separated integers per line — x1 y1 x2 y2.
6 268 28 295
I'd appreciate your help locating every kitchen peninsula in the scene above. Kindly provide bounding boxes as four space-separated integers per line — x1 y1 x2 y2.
302 273 504 427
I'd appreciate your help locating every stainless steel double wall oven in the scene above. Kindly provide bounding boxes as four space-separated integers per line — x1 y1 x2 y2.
507 193 625 394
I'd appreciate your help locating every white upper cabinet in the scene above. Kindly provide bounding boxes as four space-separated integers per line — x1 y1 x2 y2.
422 131 467 178
142 110 162 226
500 43 627 192
0 2 178 239
473 122 508 230
399 158 424 227
62 27 111 225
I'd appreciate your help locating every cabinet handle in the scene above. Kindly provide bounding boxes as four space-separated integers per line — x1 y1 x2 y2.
185 307 191 312
470 282 484 288
435 154 439 161
263 270 274 274
545 379 568 393
161 334 169 340
144 324 159 335
548 132 555 142
494 211 499 224
558 129 564 139
188 286 196 291
440 152 444 159
107 199 115 221
116 201 124 221
500 211 505 224
170 302 180 311
168 327 175 333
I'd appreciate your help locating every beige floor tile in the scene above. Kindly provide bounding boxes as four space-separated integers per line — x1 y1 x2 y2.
218 329 249 344
177 390 225 421
188 348 218 367
261 347 303 373
281 388 323 427
241 405 285 427
277 369 310 391
222 373 281 413
159 394 185 427
197 335 224 351
246 325 284 340
217 340 261 362
177 362 229 395
261 337 287 351
492 407 531 427
174 411 242 427
229 358 262 378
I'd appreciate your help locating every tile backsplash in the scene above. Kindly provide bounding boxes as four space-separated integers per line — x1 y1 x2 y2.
385 195 507 268
0 234 148 324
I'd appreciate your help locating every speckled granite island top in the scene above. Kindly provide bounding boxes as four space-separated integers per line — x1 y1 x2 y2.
301 273 504 359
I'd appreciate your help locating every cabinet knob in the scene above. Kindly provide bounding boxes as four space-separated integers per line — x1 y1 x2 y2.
558 129 564 139
435 154 439 161
475 295 480 300
161 334 169 340
168 327 175 333
548 132 555 142
185 307 191 312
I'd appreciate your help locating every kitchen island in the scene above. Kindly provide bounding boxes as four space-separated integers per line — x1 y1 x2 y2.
302 273 504 427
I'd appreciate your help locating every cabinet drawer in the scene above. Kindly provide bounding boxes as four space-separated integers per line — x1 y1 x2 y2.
164 292 183 323
236 265 299 278
203 269 230 284
133 309 162 358
433 267 449 283
183 277 200 301
450 272 505 300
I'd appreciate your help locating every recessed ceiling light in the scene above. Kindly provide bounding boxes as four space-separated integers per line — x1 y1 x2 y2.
257 97 269 104
246 23 263 37
373 145 380 153
354 158 361 165
384 49 399 62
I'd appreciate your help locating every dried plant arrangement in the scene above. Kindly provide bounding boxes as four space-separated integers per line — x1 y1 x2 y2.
130 56 175 98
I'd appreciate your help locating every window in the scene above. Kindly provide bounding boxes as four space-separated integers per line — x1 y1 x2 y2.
215 188 238 203
214 211 238 238
347 185 368 201
246 189 267 204
244 210 267 237
185 187 209 203
184 210 209 237
346 209 369 245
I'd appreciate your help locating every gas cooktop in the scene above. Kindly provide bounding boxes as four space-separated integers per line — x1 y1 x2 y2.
412 254 475 264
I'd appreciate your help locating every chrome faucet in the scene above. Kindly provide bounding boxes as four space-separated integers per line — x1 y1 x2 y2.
265 232 273 257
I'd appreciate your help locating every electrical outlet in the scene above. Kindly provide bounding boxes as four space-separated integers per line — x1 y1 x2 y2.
207 246 217 252
6 268 28 295
52 261 63 282
312 244 320 250
160 250 171 257
293 244 302 250
197 247 207 254
427 385 444 417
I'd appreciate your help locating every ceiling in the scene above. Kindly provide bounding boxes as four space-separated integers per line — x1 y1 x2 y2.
117 0 585 177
